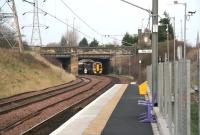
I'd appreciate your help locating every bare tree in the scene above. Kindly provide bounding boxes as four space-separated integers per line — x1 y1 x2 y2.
64 30 79 47
0 23 16 48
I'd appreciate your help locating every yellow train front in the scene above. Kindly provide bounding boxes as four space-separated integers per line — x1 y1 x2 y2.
92 62 103 75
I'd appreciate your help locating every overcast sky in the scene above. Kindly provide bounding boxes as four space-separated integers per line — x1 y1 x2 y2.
1 0 200 46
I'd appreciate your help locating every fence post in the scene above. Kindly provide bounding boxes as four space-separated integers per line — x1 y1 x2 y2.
151 60 190 135
186 60 191 135
174 61 179 135
168 62 172 134
158 63 164 115
178 60 191 135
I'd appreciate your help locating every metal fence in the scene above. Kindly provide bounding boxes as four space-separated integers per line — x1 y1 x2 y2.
147 60 191 135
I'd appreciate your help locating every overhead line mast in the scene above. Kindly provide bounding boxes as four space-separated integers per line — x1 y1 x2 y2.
121 0 158 103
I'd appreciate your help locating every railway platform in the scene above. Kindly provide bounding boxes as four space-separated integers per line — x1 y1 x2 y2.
50 84 155 135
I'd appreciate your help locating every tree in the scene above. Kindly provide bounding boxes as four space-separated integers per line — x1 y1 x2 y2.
59 30 79 46
67 30 79 46
158 11 174 42
0 25 16 48
122 32 137 46
89 38 99 47
60 35 67 46
79 37 88 47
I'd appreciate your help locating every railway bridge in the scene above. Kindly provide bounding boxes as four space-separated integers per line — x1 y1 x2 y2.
40 46 137 75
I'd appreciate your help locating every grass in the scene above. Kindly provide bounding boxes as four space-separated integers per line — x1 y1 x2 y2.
191 101 198 135
0 49 75 99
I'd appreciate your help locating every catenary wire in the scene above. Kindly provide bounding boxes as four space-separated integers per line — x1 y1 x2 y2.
24 0 136 46
60 0 103 36
24 1 95 40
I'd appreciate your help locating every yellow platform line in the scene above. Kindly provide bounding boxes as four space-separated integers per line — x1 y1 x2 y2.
82 84 128 135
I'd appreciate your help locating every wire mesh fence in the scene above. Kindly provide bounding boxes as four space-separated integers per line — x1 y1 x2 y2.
147 60 191 135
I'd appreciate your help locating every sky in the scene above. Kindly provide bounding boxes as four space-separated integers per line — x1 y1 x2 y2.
1 0 200 46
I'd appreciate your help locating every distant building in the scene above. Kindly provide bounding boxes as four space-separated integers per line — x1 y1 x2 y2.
137 28 151 48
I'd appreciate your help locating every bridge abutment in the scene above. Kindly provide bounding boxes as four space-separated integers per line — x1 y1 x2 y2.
70 49 78 76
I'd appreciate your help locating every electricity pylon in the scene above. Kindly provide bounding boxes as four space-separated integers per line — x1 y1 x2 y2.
31 0 42 46
0 0 24 52
22 0 48 46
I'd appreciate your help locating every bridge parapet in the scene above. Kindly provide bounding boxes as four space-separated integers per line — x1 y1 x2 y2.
40 47 71 55
40 46 137 56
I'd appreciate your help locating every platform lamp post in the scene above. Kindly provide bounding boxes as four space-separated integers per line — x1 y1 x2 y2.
171 17 176 61
174 1 186 60
166 24 169 61
121 0 158 103
72 17 76 47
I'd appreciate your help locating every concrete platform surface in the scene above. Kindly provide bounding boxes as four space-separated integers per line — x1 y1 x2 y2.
50 84 154 135
101 84 154 135
50 84 128 135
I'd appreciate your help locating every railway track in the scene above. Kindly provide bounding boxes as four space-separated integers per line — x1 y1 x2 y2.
22 76 119 135
0 77 91 134
0 78 83 108
0 77 89 115
0 75 118 135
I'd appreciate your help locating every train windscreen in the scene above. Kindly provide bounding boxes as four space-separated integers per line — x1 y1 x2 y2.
96 64 100 71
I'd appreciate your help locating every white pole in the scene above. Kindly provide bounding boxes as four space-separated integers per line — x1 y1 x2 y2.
167 24 169 61
184 3 187 59
173 17 176 61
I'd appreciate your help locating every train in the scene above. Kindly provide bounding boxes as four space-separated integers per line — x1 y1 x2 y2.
92 62 103 74
78 59 103 75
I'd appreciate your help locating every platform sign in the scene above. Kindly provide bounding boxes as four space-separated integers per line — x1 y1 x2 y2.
153 24 158 32
138 49 152 54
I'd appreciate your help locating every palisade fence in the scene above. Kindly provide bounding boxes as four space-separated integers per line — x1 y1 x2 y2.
146 60 191 135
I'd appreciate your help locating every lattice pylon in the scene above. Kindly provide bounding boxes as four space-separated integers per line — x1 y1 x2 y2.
0 0 24 52
31 0 42 46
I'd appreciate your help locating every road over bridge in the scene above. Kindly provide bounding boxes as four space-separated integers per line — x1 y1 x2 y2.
40 46 137 75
